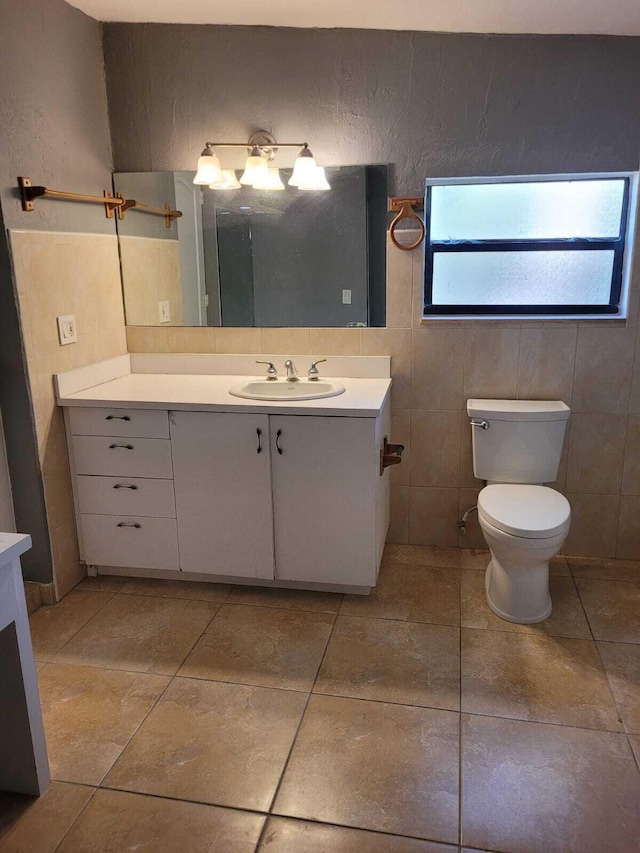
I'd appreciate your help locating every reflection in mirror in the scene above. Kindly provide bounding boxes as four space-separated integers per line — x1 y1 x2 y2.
113 166 387 328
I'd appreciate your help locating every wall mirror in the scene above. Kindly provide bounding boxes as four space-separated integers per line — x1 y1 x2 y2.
113 166 388 328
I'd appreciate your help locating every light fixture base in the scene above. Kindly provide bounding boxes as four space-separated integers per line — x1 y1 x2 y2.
248 131 278 162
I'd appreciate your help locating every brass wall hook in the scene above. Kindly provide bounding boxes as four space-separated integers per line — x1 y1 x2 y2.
388 197 425 251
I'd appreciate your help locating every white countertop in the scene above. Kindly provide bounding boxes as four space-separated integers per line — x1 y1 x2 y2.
0 532 32 568
58 372 392 417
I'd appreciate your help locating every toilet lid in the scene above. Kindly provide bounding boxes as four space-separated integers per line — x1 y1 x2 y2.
478 485 571 539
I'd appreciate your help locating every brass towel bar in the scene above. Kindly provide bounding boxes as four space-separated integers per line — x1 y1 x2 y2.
18 177 182 228
388 196 425 251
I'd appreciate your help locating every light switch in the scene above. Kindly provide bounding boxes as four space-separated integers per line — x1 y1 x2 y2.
57 315 77 345
342 289 352 305
158 301 171 323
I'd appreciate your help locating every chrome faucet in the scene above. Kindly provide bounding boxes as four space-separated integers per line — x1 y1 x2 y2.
308 359 327 381
256 360 278 381
284 359 299 382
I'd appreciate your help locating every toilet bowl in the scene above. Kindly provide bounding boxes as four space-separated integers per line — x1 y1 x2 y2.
477 484 571 623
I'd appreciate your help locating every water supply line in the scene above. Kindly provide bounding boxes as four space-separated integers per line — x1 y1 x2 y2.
458 505 478 535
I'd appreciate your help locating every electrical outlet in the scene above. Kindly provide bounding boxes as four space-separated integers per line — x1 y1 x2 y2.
158 301 171 324
342 289 352 305
57 315 77 345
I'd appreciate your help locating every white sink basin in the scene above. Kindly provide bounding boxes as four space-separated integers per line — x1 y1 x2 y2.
229 380 346 401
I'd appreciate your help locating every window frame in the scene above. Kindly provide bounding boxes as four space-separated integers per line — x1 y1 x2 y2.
423 173 637 320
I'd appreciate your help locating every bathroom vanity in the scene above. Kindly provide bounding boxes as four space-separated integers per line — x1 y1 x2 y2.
56 354 393 593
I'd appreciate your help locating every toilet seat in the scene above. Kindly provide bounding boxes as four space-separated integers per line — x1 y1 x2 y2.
478 484 570 540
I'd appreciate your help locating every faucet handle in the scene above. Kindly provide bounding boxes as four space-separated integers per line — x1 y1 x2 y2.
256 360 278 380
308 358 327 381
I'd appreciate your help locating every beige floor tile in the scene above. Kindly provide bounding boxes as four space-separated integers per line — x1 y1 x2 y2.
461 571 591 639
105 677 306 811
179 604 334 691
56 789 264 853
29 591 114 660
274 695 459 843
258 816 457 852
314 616 460 710
76 575 129 592
383 543 461 568
38 663 168 785
576 579 640 643
227 585 343 613
630 734 640 766
569 557 640 582
597 641 640 733
0 782 93 853
461 550 570 576
53 594 218 674
121 577 233 602
461 629 621 730
342 563 460 626
461 714 640 853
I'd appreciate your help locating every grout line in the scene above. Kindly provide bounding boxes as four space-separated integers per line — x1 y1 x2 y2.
51 786 100 853
35 589 118 661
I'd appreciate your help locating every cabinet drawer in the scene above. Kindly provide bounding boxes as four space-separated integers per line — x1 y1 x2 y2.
81 514 179 570
68 407 169 439
76 476 176 518
72 436 173 479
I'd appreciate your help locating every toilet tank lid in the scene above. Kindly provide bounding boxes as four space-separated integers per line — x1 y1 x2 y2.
467 399 570 422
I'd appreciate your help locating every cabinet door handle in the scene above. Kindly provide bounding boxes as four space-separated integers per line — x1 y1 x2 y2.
106 415 131 421
109 443 134 450
256 427 262 454
113 483 138 490
276 429 283 455
116 522 141 529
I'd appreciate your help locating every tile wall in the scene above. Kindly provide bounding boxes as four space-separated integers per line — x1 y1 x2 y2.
127 233 640 560
119 236 183 326
10 230 128 597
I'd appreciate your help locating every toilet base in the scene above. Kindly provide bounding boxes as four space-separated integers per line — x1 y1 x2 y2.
485 559 552 624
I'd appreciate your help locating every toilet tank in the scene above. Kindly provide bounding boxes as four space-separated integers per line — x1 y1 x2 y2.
467 399 570 484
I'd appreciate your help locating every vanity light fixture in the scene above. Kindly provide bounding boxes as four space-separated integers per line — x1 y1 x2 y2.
195 131 330 191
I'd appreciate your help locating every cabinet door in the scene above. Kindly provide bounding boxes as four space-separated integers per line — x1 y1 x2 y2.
171 412 274 578
271 415 377 587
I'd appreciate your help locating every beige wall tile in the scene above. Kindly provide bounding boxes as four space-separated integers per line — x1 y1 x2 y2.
572 326 636 413
261 328 311 355
120 236 183 327
410 410 461 488
167 326 216 353
459 488 484 549
215 327 264 354
564 493 621 558
387 485 409 544
617 496 640 560
517 326 577 404
50 519 84 599
99 327 128 361
412 328 465 411
629 327 640 414
389 408 410 486
308 328 361 356
412 243 427 327
566 414 627 494
386 247 413 328
463 326 520 400
409 486 460 547
360 328 411 409
622 415 640 495
126 326 169 353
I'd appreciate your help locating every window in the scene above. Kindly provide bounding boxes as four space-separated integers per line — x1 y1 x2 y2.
423 174 634 318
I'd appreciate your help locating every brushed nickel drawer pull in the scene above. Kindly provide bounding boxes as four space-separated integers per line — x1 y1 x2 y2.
109 443 134 450
113 483 138 490
106 415 131 421
116 522 141 529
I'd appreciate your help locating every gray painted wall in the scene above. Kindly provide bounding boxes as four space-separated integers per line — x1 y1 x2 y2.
113 172 178 239
0 0 114 582
103 25 640 194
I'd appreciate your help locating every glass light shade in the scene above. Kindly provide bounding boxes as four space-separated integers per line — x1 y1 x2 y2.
288 153 317 186
240 155 269 186
252 168 285 191
298 166 331 191
209 170 241 190
193 150 223 185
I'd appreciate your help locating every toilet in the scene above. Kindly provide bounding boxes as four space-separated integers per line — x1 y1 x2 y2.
467 399 571 624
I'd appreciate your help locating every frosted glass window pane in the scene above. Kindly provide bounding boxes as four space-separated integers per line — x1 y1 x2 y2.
430 180 625 241
432 251 615 306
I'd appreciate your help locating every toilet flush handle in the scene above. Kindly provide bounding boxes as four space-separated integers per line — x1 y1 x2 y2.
470 419 490 430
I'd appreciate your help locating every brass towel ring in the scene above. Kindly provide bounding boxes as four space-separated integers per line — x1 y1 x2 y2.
388 197 425 251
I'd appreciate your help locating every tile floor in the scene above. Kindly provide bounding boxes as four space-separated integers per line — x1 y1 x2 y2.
1 546 639 852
